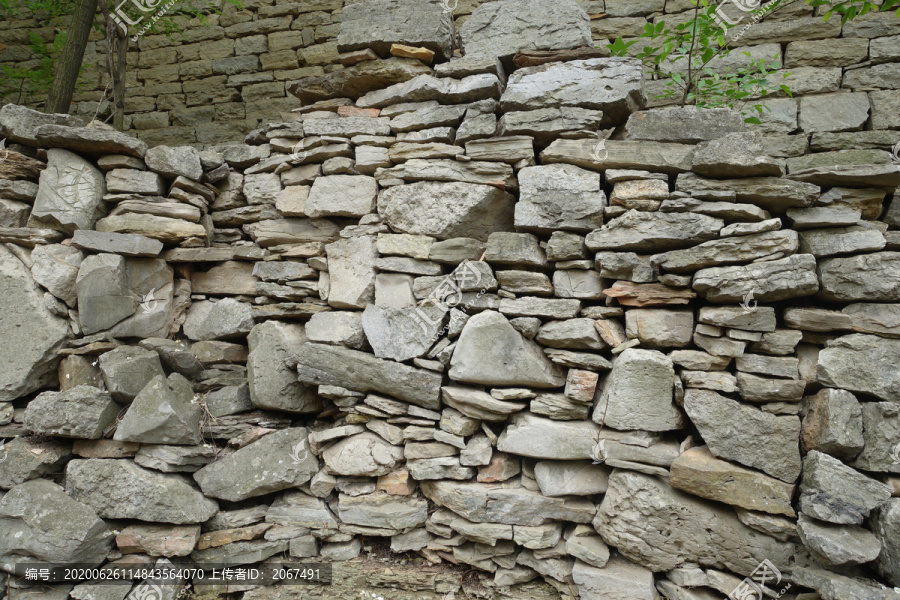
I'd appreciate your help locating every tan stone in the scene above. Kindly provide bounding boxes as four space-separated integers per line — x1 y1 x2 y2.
192 261 258 296
196 523 273 550
337 106 381 118
477 452 520 483
390 44 435 64
565 370 599 403
72 440 140 458
117 523 201 557
669 446 796 517
377 469 416 496
603 281 697 307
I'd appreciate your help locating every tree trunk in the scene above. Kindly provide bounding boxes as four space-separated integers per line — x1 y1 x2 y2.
45 0 98 114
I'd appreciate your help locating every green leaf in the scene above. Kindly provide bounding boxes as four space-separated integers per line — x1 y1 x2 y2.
744 116 762 124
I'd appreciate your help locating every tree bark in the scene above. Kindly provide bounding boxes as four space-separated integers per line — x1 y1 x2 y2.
45 0 99 114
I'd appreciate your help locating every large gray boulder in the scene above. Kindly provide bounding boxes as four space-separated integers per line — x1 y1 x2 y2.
818 252 900 302
871 498 900 586
850 402 900 474
449 310 566 388
684 389 801 483
515 164 606 233
500 58 644 124
379 181 515 241
325 236 377 309
460 0 591 61
143 145 202 181
30 243 83 307
296 343 443 409
338 0 455 61
182 298 255 341
592 348 684 432
797 513 882 568
0 480 111 570
497 412 602 460
337 494 428 532
66 459 217 524
193 428 318 502
113 374 202 445
594 470 795 574
817 334 900 403
247 321 318 413
0 245 69 402
801 388 865 459
0 438 71 489
24 385 120 439
361 304 447 362
799 451 892 525
30 148 106 233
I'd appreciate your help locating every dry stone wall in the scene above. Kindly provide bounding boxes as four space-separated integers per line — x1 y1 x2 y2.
0 1 900 599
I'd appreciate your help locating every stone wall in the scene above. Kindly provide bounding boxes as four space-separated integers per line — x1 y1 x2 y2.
1 0 900 599
1 0 898 147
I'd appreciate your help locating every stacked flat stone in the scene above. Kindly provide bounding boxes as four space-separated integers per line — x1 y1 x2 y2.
0 0 899 599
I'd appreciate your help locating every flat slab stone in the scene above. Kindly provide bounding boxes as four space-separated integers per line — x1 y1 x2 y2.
586 210 723 252
296 343 442 409
497 412 602 460
693 254 820 303
30 148 105 234
817 334 900 403
625 106 745 143
460 0 591 61
500 58 644 124
71 230 163 257
337 0 454 62
33 124 147 158
818 252 900 302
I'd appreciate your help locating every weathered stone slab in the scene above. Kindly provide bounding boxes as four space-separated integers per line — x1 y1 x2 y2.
338 0 454 61
693 254 819 303
30 149 105 234
497 412 601 460
799 450 892 525
817 334 900 403
594 470 794 573
625 106 744 143
684 389 801 483
322 433 405 477
296 343 442 409
586 210 722 252
358 73 503 108
114 374 201 445
818 252 900 302
653 230 798 273
33 124 147 158
379 181 515 241
460 0 591 61
71 230 163 257
541 139 694 174
193 428 318 502
515 164 606 233
247 321 318 413
676 172 819 210
288 57 432 103
0 104 84 145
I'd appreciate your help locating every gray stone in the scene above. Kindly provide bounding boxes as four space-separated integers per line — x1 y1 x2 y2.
460 0 591 61
553 269 605 299
592 348 683 432
247 321 318 413
797 513 882 568
799 92 872 133
515 164 606 232
376 158 514 188
361 304 447 362
0 480 110 570
534 460 609 496
338 493 428 531
134 444 216 474
871 498 900 586
500 58 643 124
306 312 366 347
114 374 201 445
684 389 801 483
183 298 255 341
450 311 566 388
693 254 819 303
0 438 71 489
676 173 819 210
624 106 744 144
30 148 105 234
843 303 900 338
0 104 84 145
322 432 404 477
358 73 503 108
296 343 442 409
535 319 605 350
693 131 785 177
66 459 217 524
23 385 119 440
848 402 900 475
71 230 163 257
818 252 900 302
586 210 722 252
572 556 657 600
379 181 514 241
33 124 148 157
194 428 317 502
541 138 694 174
817 334 900 403
594 470 793 573
144 145 203 181
338 0 454 62
244 218 341 248
497 412 601 460
138 338 203 378
625 309 693 348
799 450 892 525
326 236 378 310
801 388 865 459
441 385 526 421
30 243 82 307
306 175 377 218
499 107 604 143
485 232 546 267
422 479 595 526
98 346 166 403
654 230 799 273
